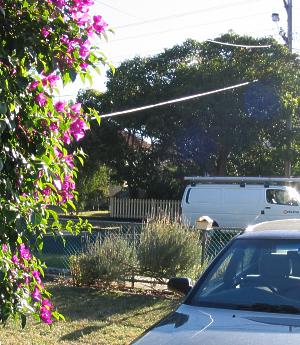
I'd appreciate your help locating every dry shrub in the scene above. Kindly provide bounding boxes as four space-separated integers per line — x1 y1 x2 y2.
138 218 201 281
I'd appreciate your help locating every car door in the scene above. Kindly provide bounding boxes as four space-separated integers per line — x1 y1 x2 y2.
263 188 300 221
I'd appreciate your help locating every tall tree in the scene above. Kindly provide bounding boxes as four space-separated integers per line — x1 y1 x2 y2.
79 33 300 199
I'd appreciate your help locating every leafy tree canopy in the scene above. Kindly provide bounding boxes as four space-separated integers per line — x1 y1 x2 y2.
79 32 300 199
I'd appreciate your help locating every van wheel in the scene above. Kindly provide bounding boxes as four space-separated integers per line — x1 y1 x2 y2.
212 221 219 228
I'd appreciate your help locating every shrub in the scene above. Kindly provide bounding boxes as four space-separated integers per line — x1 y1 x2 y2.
138 219 202 281
70 234 137 287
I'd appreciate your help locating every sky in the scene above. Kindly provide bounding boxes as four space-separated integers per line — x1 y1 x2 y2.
60 0 300 100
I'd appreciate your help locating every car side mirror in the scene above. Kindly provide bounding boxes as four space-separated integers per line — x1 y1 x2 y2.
168 277 193 295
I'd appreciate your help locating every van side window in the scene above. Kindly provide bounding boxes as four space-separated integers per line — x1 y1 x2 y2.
266 189 298 206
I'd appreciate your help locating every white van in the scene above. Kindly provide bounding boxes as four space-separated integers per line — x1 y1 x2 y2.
181 176 300 228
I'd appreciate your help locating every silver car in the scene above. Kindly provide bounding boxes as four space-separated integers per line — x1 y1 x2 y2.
133 219 300 344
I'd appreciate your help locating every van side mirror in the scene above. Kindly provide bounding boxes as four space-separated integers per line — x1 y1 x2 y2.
168 277 193 295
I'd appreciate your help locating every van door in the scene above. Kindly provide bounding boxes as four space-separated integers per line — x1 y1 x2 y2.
262 188 300 221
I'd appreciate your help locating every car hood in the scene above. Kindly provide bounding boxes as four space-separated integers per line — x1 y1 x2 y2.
132 304 300 345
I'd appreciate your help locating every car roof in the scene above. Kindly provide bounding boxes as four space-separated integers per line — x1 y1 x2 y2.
238 219 300 239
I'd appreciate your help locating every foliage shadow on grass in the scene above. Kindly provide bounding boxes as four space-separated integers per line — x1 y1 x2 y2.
60 325 103 342
50 285 176 322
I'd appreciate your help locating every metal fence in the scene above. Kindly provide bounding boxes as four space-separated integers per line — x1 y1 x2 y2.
39 220 242 272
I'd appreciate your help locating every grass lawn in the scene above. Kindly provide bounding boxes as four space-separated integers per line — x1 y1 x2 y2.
0 283 181 345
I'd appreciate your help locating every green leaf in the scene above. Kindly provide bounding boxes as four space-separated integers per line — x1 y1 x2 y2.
0 103 7 114
69 69 77 82
0 7 5 18
67 199 76 211
92 109 101 126
94 66 102 75
21 314 27 329
62 72 71 85
35 236 44 251
77 155 84 166
0 120 6 133
47 209 58 222
9 103 15 112
86 72 93 86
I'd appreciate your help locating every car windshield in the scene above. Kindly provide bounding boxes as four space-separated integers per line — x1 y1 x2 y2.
188 238 300 314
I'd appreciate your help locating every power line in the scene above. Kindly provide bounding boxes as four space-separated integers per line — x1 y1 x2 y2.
93 0 141 19
110 10 275 43
97 80 257 119
206 39 271 49
114 0 262 30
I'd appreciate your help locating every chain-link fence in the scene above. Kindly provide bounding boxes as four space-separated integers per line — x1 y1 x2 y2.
39 220 143 270
199 227 242 266
39 220 243 272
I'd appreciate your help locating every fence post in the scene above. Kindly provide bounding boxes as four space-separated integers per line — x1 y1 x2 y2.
131 225 135 288
200 229 209 267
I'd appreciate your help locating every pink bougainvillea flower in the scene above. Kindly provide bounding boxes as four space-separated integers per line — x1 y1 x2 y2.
64 155 74 168
72 11 91 26
70 118 89 141
41 27 51 38
62 175 76 191
42 299 53 310
42 187 52 196
37 170 44 179
36 93 47 107
24 275 31 285
12 255 19 264
40 299 54 324
62 131 71 145
93 15 108 33
54 100 66 113
19 243 32 261
32 286 42 301
53 0 66 8
42 72 60 88
48 74 60 88
66 39 77 53
32 270 43 286
40 307 53 324
28 80 40 90
60 34 69 45
79 44 90 59
49 122 59 132
70 103 81 114
2 244 8 252
80 62 89 70
53 146 63 158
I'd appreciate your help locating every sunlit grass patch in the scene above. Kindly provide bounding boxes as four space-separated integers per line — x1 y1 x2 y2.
0 283 180 345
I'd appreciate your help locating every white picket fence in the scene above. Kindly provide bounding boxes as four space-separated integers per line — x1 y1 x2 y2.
110 198 181 220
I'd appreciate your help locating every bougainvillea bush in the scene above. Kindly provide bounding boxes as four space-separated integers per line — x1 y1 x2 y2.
0 0 109 326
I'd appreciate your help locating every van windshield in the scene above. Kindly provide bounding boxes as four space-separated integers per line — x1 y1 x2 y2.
266 188 300 206
188 239 300 314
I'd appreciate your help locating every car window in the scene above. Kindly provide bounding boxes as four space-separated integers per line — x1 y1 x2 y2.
189 239 300 314
266 189 299 206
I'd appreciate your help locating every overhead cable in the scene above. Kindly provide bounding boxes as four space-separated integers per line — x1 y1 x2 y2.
114 0 261 29
94 0 141 19
97 80 258 119
110 10 273 43
206 39 271 48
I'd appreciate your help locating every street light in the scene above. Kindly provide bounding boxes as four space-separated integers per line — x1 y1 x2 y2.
272 13 280 22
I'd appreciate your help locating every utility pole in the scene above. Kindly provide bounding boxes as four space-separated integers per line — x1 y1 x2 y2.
284 0 293 177
272 0 293 177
